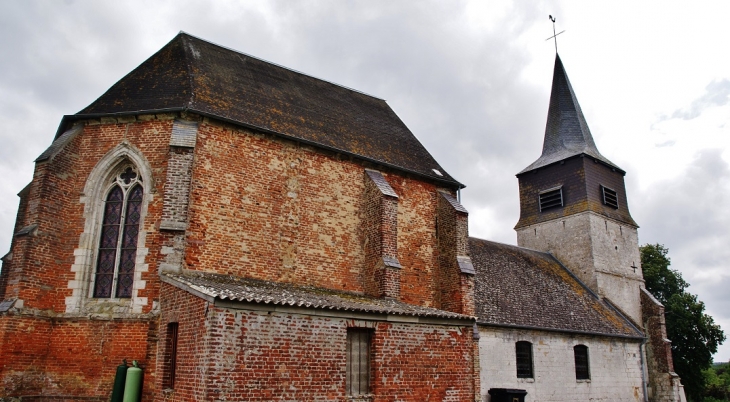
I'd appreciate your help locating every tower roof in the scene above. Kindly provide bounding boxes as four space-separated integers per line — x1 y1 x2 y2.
69 32 462 187
519 55 622 175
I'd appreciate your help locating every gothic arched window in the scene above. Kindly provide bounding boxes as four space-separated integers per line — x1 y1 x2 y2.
93 166 143 298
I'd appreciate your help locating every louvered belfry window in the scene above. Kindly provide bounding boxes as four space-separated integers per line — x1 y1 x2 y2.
346 328 371 396
93 166 143 298
539 186 563 211
516 341 534 378
574 345 590 380
601 185 619 209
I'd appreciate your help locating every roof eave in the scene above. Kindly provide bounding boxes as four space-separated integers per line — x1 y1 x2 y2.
516 152 626 177
161 272 474 326
476 321 644 340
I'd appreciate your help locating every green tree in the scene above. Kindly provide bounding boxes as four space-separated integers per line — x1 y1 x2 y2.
640 244 726 402
703 363 730 401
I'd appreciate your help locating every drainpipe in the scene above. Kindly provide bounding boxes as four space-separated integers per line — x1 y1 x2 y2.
639 337 649 402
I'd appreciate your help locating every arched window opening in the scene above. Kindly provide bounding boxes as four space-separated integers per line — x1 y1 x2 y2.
574 344 590 380
93 166 143 298
516 341 534 378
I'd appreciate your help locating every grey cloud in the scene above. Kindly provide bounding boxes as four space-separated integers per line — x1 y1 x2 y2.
0 0 557 264
668 79 730 120
634 149 730 357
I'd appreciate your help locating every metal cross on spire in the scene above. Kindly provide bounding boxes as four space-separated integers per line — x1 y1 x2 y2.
546 15 565 54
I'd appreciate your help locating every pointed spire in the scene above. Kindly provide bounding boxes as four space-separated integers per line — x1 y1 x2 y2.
520 55 622 174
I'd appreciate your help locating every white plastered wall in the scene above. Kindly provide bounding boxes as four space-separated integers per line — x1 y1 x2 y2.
479 326 645 402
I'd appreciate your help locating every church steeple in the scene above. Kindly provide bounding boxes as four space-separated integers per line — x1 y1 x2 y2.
520 55 621 174
514 53 643 323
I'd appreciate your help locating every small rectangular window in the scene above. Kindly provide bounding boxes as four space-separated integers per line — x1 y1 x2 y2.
516 341 533 378
574 345 590 380
601 185 619 209
163 322 179 389
346 328 371 396
539 187 563 211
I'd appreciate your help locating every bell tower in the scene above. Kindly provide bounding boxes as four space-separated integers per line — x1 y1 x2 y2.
515 55 644 323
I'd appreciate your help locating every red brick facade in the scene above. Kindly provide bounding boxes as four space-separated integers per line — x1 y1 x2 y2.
0 114 476 401
156 283 475 402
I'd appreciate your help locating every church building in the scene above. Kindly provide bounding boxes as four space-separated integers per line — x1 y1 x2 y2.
0 33 683 402
470 55 686 402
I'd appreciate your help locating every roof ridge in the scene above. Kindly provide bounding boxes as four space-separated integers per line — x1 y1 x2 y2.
177 31 385 101
467 236 553 257
177 33 197 110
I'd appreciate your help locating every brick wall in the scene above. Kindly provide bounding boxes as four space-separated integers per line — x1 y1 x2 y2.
0 314 155 400
479 326 645 402
0 115 173 400
1 112 468 400
184 120 452 308
158 283 475 402
641 289 685 402
362 170 401 299
436 192 474 315
1 116 173 313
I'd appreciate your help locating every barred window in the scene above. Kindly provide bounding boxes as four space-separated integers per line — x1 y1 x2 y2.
93 166 143 298
516 341 533 378
346 328 371 396
574 345 590 380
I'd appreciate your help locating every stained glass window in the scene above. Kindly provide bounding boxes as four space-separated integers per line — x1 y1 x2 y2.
93 166 143 299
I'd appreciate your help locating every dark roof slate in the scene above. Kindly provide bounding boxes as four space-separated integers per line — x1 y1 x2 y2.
162 271 472 321
470 237 642 338
519 55 622 175
78 32 460 187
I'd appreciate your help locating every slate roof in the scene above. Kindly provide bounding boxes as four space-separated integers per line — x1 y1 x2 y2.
469 237 643 338
72 32 461 187
162 271 473 321
519 55 622 175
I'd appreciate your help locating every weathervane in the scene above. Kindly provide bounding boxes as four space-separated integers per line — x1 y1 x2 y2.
546 15 565 54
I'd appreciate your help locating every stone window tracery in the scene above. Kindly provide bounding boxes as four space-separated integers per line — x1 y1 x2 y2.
93 166 143 299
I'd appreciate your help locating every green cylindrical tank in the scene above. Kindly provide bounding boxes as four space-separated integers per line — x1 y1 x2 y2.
111 360 128 402
122 360 143 402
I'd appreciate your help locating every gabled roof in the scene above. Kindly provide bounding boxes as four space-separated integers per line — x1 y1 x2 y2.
73 32 461 187
162 271 473 322
519 55 622 175
470 237 642 338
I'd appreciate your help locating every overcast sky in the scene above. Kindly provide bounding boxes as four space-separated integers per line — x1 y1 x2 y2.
1 1 728 361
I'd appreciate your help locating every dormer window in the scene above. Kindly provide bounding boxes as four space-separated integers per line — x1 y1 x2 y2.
601 185 618 209
539 186 563 211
